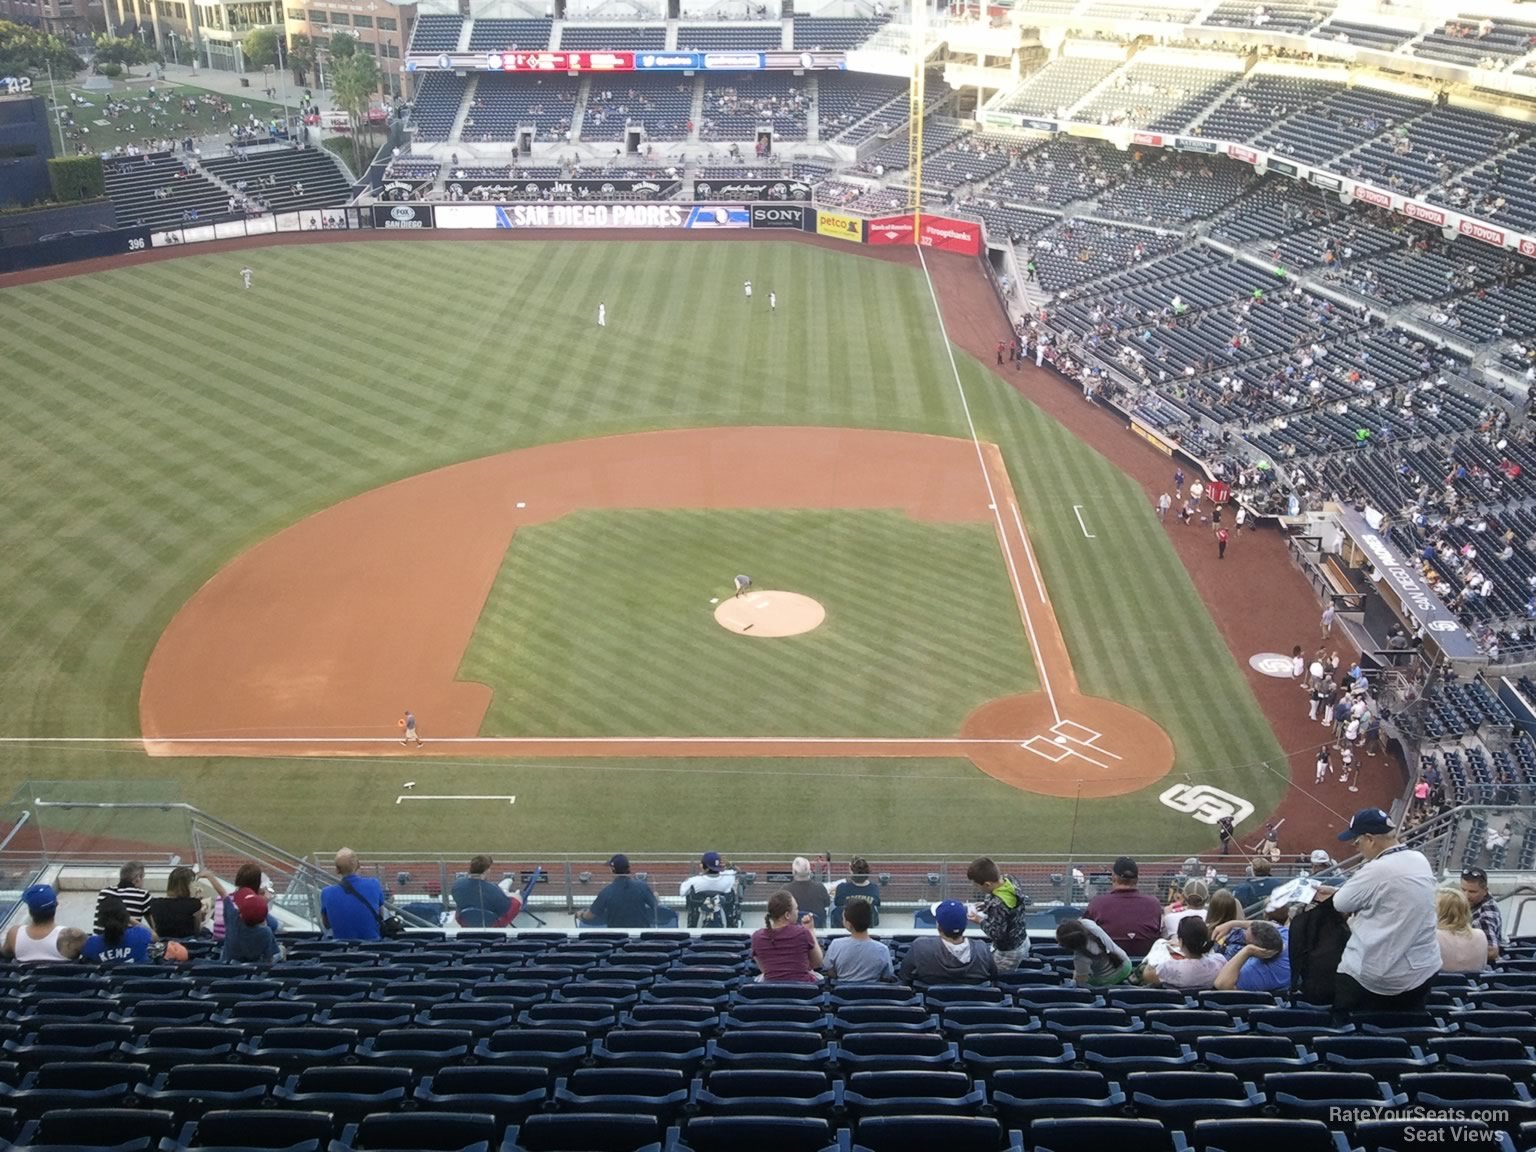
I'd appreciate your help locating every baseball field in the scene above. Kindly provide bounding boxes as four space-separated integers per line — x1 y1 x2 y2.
0 236 1291 856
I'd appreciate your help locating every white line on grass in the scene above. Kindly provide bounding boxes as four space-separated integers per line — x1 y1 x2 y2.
1072 505 1096 539
915 247 1059 724
396 794 516 805
0 736 1031 746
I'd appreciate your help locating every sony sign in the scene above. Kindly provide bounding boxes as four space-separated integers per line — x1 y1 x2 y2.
749 204 808 229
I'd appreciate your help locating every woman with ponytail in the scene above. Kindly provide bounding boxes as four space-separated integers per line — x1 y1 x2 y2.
83 895 155 963
751 890 824 983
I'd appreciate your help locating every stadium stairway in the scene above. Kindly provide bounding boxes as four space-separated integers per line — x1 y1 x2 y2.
448 78 479 148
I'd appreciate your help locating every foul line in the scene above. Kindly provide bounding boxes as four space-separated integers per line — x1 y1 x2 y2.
916 247 1059 724
1072 505 1096 539
0 735 1033 746
397 794 516 805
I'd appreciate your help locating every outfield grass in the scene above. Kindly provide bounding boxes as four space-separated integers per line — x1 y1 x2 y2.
0 239 1288 854
460 509 1035 737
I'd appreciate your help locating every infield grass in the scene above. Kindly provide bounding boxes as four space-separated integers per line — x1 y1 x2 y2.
460 509 1036 737
0 239 1289 854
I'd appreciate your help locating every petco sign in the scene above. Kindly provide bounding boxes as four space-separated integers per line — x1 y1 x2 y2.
1160 784 1254 826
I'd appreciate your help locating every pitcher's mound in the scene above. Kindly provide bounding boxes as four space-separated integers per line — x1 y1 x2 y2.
714 591 826 638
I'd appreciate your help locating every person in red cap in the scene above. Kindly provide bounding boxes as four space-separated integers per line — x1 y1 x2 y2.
221 869 280 963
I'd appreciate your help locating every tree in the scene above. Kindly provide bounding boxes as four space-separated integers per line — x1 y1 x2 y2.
327 30 357 59
47 155 105 201
242 25 280 70
92 34 151 71
287 32 314 85
0 19 84 77
328 48 379 168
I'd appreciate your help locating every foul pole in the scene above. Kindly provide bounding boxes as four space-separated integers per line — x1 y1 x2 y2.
907 0 927 234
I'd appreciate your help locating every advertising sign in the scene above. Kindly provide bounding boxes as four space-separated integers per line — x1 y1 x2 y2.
431 48 847 72
1522 238 1536 258
684 204 750 228
816 210 865 243
435 203 692 229
1176 137 1220 154
485 50 634 71
693 179 811 202
443 177 678 200
1350 183 1391 209
1267 158 1300 180
1131 132 1165 147
1402 200 1447 227
749 204 811 230
1457 218 1505 247
1226 145 1260 165
1310 171 1342 192
918 214 982 256
867 213 914 245
371 203 434 229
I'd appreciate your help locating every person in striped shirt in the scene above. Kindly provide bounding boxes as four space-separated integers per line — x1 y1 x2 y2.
94 862 152 933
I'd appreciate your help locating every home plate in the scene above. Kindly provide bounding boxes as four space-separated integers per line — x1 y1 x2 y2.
1054 735 1068 745
516 502 527 509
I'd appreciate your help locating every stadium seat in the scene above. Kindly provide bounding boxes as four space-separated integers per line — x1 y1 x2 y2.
832 1006 938 1033
0 1061 152 1119
236 1026 356 1072
920 985 1006 1009
1012 988 1100 1011
1143 1009 1242 1044
676 1115 838 1152
990 1069 1124 1124
1196 1035 1316 1075
1037 1007 1140 1040
1125 1070 1264 1124
731 984 826 1005
1427 1036 1536 1075
504 1113 671 1152
704 1030 833 1070
1399 1072 1536 1124
214 1001 316 1033
1185 1118 1356 1152
850 1115 1021 1152
4 1023 132 1068
355 1028 473 1070
691 1070 839 1118
1263 1071 1402 1119
520 1003 620 1031
553 1068 691 1121
826 986 920 1009
334 1111 498 1152
414 1066 550 1124
167 1108 334 1152
833 1032 956 1070
473 1029 589 1073
272 1066 414 1123
839 1070 986 1118
16 1106 177 1152
938 1005 1037 1035
960 1033 1075 1077
720 1005 830 1031
1027 1116 1172 1152
1079 1032 1195 1071
1249 1009 1346 1039
591 1030 708 1074
120 1027 244 1070
135 1064 282 1120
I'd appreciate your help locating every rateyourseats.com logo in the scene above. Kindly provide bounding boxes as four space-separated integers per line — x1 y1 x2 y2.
1159 783 1254 825
1328 1107 1511 1141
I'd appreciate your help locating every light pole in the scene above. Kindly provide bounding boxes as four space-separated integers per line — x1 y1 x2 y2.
45 60 67 154
168 29 178 64
273 38 292 132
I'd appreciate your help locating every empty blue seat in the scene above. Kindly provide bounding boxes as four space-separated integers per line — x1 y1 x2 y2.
505 1113 670 1152
414 1066 550 1124
1106 988 1188 1011
826 986 920 1009
1313 1036 1434 1080
1038 1007 1140 1040
677 1115 836 1152
850 1115 1021 1152
553 1067 691 1121
1125 1070 1263 1124
961 1033 1075 1076
120 1027 244 1069
1185 1118 1355 1152
731 984 826 1005
834 1032 956 1071
135 1064 281 1120
272 1065 413 1123
213 1002 316 1033
0 1061 152 1119
17 1106 177 1152
415 1004 517 1035
621 1006 720 1033
991 1069 1125 1124
519 1003 620 1031
167 1107 334 1152
705 1030 833 1070
1143 1009 1241 1044
1354 1118 1514 1151
4 1023 131 1068
473 1029 588 1073
1028 1116 1171 1152
236 1026 356 1072
1399 1072 1536 1125
832 1006 938 1033
1196 1036 1315 1075
1079 1032 1195 1071
840 1070 985 1119
1249 1009 1346 1039
591 1030 707 1074
692 1070 839 1118
1427 1036 1536 1075
920 985 1006 1009
1013 988 1100 1011
1264 1071 1402 1119
938 1006 1037 1035
335 1111 498 1152
355 1028 472 1071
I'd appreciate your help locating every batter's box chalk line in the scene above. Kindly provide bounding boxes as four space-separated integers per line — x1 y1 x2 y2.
1019 720 1124 764
1019 735 1073 763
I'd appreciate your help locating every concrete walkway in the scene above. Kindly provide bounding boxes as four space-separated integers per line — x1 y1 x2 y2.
151 61 337 113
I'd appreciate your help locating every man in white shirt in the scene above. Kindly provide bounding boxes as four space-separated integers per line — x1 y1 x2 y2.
680 850 738 927
1321 807 1439 1017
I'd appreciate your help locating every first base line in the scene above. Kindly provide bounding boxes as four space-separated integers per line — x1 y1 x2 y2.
396 794 516 805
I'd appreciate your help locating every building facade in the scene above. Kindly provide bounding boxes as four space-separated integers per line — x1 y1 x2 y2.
282 0 415 96
0 0 107 38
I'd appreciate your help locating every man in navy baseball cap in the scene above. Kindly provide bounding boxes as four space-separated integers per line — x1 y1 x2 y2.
1337 807 1394 840
607 854 630 874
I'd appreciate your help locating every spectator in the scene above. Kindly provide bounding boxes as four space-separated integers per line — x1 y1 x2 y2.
785 857 831 927
1214 919 1290 991
681 851 738 928
900 899 997 985
823 898 894 983
1 884 85 963
95 861 152 932
451 855 521 928
1163 878 1210 938
1142 916 1224 991
1460 867 1503 963
578 854 657 928
1055 917 1133 987
149 866 222 938
223 886 280 963
751 890 823 983
83 896 155 963
1309 849 1344 884
1435 888 1489 973
320 848 385 941
1324 807 1440 1014
1231 858 1281 911
965 856 1029 969
1085 856 1164 958
1204 888 1242 937
832 856 881 925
